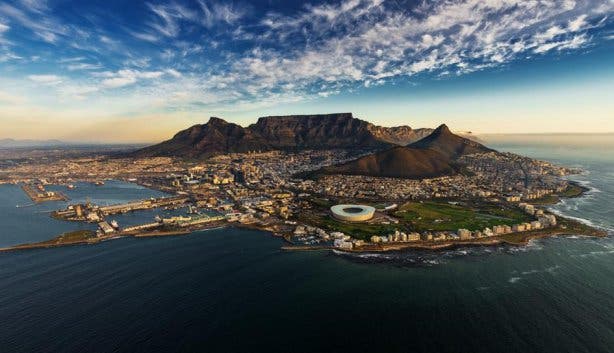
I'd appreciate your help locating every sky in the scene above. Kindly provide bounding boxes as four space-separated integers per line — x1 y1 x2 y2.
0 0 613 143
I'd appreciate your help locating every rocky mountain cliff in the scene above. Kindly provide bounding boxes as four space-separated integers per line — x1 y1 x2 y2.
134 113 431 158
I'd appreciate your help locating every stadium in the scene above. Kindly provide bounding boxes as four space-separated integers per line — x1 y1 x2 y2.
330 204 376 222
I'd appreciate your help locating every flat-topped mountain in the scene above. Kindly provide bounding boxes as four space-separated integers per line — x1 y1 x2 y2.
306 124 495 180
134 113 432 158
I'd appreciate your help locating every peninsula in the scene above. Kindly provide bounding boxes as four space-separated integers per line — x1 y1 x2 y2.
0 113 606 253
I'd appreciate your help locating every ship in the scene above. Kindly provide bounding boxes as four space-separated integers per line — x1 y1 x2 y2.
110 220 119 229
94 181 105 186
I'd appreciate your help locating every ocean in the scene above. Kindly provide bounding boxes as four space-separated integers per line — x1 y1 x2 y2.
0 137 613 353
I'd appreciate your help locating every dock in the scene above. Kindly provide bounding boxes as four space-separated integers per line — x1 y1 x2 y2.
21 184 69 203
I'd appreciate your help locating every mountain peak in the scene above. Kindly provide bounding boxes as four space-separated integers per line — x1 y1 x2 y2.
433 124 451 134
408 123 494 159
207 117 229 125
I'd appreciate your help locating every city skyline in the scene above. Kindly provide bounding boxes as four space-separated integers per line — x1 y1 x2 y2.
1 0 613 143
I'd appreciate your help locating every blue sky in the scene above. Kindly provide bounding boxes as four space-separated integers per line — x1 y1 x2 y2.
0 0 613 142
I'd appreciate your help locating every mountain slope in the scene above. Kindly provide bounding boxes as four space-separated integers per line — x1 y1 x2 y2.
249 113 390 150
133 117 271 158
0 139 66 148
314 146 458 179
305 124 495 180
407 124 493 158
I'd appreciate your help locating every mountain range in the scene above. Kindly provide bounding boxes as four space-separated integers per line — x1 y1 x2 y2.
134 113 495 180
134 113 433 158
0 138 66 148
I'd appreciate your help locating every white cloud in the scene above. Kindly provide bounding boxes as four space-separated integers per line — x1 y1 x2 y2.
165 68 182 78
0 52 22 62
27 74 62 85
0 3 69 44
131 31 160 42
197 0 246 28
100 69 166 88
2 0 612 117
102 76 137 88
568 14 588 31
67 62 102 71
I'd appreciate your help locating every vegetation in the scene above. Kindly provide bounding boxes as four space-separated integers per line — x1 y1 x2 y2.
47 230 96 244
310 197 334 208
559 184 586 198
319 216 397 240
394 201 531 232
531 184 587 205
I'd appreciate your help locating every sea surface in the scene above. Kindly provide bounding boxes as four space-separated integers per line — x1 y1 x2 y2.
1 138 614 353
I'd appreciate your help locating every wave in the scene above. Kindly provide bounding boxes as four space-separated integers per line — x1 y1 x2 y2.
333 241 546 266
548 207 610 231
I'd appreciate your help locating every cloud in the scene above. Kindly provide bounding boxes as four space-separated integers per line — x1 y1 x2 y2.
18 0 48 13
0 3 69 44
165 68 182 78
102 76 138 88
145 2 193 37
197 0 246 28
27 74 62 85
100 69 166 88
568 14 588 31
215 0 611 105
2 0 612 118
67 62 103 71
130 31 160 42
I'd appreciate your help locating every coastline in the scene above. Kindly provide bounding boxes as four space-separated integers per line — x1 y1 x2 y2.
281 182 609 253
0 176 607 255
282 220 608 253
0 223 226 253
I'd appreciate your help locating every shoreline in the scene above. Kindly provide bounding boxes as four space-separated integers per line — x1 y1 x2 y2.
1 177 607 255
282 226 608 253
0 224 227 253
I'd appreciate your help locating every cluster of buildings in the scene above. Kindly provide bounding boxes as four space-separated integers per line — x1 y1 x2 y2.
2 146 574 249
294 198 560 250
300 151 574 203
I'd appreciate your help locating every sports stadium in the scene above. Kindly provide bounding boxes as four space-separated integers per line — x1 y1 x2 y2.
330 204 376 222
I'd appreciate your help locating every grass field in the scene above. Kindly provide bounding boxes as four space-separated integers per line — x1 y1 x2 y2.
321 217 397 240
54 230 96 243
394 201 531 232
559 184 586 197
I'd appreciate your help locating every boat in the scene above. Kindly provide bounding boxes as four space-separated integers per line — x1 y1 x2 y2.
67 184 75 189
94 181 105 186
110 220 119 229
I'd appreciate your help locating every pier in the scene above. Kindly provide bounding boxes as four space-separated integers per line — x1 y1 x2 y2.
21 184 69 203
98 195 189 215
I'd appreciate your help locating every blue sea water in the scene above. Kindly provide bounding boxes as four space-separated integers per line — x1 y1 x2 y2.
0 140 613 353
